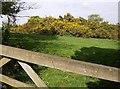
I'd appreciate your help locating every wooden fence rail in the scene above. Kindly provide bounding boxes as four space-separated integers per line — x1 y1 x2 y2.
0 44 120 88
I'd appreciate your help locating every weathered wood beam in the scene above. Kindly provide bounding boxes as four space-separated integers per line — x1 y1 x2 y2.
0 45 120 83
0 74 33 87
0 58 11 67
18 61 48 88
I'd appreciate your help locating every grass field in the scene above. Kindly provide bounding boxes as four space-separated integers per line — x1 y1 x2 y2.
2 33 120 88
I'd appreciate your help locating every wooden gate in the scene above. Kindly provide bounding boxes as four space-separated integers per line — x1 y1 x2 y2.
0 44 120 88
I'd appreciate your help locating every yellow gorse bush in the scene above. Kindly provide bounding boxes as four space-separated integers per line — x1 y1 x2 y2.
10 14 118 39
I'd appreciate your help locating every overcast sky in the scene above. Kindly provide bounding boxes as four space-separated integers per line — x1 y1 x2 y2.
1 0 119 26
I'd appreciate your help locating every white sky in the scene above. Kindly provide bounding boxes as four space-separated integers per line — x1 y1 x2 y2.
0 0 119 26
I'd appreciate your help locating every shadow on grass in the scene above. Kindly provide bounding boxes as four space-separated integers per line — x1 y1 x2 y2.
8 33 59 52
8 33 58 47
71 47 120 68
10 33 58 41
71 47 120 88
8 33 73 58
86 80 120 89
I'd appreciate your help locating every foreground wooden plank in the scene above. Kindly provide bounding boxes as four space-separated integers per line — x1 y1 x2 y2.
0 74 32 87
0 45 120 83
18 61 48 88
0 58 11 67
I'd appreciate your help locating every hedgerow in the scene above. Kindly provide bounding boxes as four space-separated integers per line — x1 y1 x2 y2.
10 13 118 39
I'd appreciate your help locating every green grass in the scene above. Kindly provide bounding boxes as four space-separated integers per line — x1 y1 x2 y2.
3 33 120 88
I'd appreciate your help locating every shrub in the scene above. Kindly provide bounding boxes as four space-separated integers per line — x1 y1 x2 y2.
10 14 118 39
